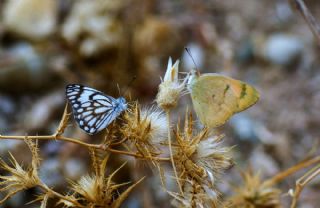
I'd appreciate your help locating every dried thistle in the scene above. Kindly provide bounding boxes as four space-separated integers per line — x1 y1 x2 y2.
62 154 144 207
174 111 233 186
0 139 41 204
170 111 233 207
195 134 234 184
156 57 189 194
121 103 167 158
227 170 282 208
156 57 187 111
55 103 71 137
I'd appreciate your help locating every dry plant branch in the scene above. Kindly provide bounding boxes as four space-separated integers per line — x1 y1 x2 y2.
265 155 320 186
289 0 320 45
0 102 172 206
37 183 85 208
0 133 170 162
0 130 147 207
227 156 320 208
290 164 320 208
0 138 84 207
166 110 184 196
0 103 170 162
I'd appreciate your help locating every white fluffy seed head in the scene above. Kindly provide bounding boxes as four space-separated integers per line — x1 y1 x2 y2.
140 107 167 144
196 136 223 158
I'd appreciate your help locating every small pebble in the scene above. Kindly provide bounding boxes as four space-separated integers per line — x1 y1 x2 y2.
264 34 304 66
3 0 56 40
0 43 51 91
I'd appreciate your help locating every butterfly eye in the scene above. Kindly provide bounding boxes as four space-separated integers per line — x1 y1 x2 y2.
66 84 127 135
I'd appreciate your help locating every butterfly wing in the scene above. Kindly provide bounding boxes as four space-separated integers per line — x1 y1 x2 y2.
66 84 120 135
189 73 259 128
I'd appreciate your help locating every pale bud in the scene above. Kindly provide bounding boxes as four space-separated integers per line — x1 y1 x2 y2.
156 57 186 111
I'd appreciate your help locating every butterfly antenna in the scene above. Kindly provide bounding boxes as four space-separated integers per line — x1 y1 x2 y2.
185 47 200 76
123 75 137 97
116 83 121 97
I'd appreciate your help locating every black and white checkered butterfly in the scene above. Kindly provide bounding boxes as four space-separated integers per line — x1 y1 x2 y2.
66 84 127 135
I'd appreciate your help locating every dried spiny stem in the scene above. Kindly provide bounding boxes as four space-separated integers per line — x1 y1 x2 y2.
290 164 320 208
28 192 52 207
57 194 80 208
55 103 71 136
0 101 171 162
167 110 184 196
0 134 170 161
103 122 121 146
88 147 108 177
24 137 41 176
170 180 219 208
265 155 320 187
39 193 50 208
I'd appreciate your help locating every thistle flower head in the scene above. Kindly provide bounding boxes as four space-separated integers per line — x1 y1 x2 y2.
169 111 233 207
227 170 282 208
156 57 187 111
64 155 144 207
121 103 167 158
195 135 234 185
0 139 41 204
173 111 233 186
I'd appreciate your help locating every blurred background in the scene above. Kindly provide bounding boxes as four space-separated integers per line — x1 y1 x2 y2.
0 0 319 207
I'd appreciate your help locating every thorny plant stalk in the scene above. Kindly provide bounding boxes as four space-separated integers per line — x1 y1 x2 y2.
0 103 148 207
265 155 320 186
0 137 84 207
0 104 170 162
166 110 184 196
227 155 320 208
290 163 320 208
0 134 170 161
36 183 85 208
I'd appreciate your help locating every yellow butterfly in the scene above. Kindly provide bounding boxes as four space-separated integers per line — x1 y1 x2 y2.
187 70 259 128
